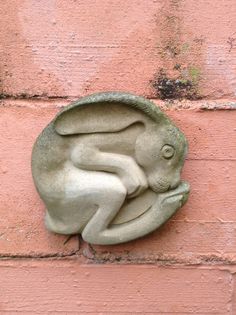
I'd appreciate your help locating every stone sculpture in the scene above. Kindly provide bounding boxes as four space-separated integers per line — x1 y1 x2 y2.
32 92 190 245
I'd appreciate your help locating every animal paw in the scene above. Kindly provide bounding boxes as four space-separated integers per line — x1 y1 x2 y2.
157 181 190 215
119 157 148 198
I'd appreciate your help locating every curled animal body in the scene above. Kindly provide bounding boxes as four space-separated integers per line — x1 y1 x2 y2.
32 92 190 245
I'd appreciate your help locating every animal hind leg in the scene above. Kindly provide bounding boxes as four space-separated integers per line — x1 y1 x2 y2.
82 181 190 245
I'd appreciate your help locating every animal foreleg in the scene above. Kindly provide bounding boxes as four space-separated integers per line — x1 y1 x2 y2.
71 144 148 198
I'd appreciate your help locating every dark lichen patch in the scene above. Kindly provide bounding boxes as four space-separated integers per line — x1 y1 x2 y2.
153 0 205 100
151 69 201 100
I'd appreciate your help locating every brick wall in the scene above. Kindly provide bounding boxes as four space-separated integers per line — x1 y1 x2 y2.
1 1 236 313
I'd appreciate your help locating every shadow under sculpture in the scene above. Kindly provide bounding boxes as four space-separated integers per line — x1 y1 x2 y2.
32 92 190 245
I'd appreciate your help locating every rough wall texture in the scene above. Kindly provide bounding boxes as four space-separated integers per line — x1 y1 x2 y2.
1 0 236 314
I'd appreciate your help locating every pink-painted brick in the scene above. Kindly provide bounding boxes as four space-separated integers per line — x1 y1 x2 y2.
165 109 236 161
1 1 236 98
0 261 232 314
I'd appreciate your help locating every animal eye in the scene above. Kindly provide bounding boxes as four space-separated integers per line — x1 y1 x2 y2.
161 144 175 159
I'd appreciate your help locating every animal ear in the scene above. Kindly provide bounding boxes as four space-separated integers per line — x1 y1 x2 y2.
54 102 141 135
54 92 169 135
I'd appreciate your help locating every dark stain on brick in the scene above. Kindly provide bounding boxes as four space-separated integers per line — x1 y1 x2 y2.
151 69 202 100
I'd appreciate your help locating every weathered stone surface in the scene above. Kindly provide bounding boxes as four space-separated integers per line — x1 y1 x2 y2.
32 92 189 244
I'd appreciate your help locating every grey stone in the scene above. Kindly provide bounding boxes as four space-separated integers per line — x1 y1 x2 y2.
32 92 190 245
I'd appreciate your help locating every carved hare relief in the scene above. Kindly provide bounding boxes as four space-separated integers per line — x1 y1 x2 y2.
32 92 190 245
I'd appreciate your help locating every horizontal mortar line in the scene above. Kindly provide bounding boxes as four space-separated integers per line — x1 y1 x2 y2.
0 251 80 260
0 262 231 271
1 254 236 266
2 98 236 110
1 96 236 103
88 254 236 265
